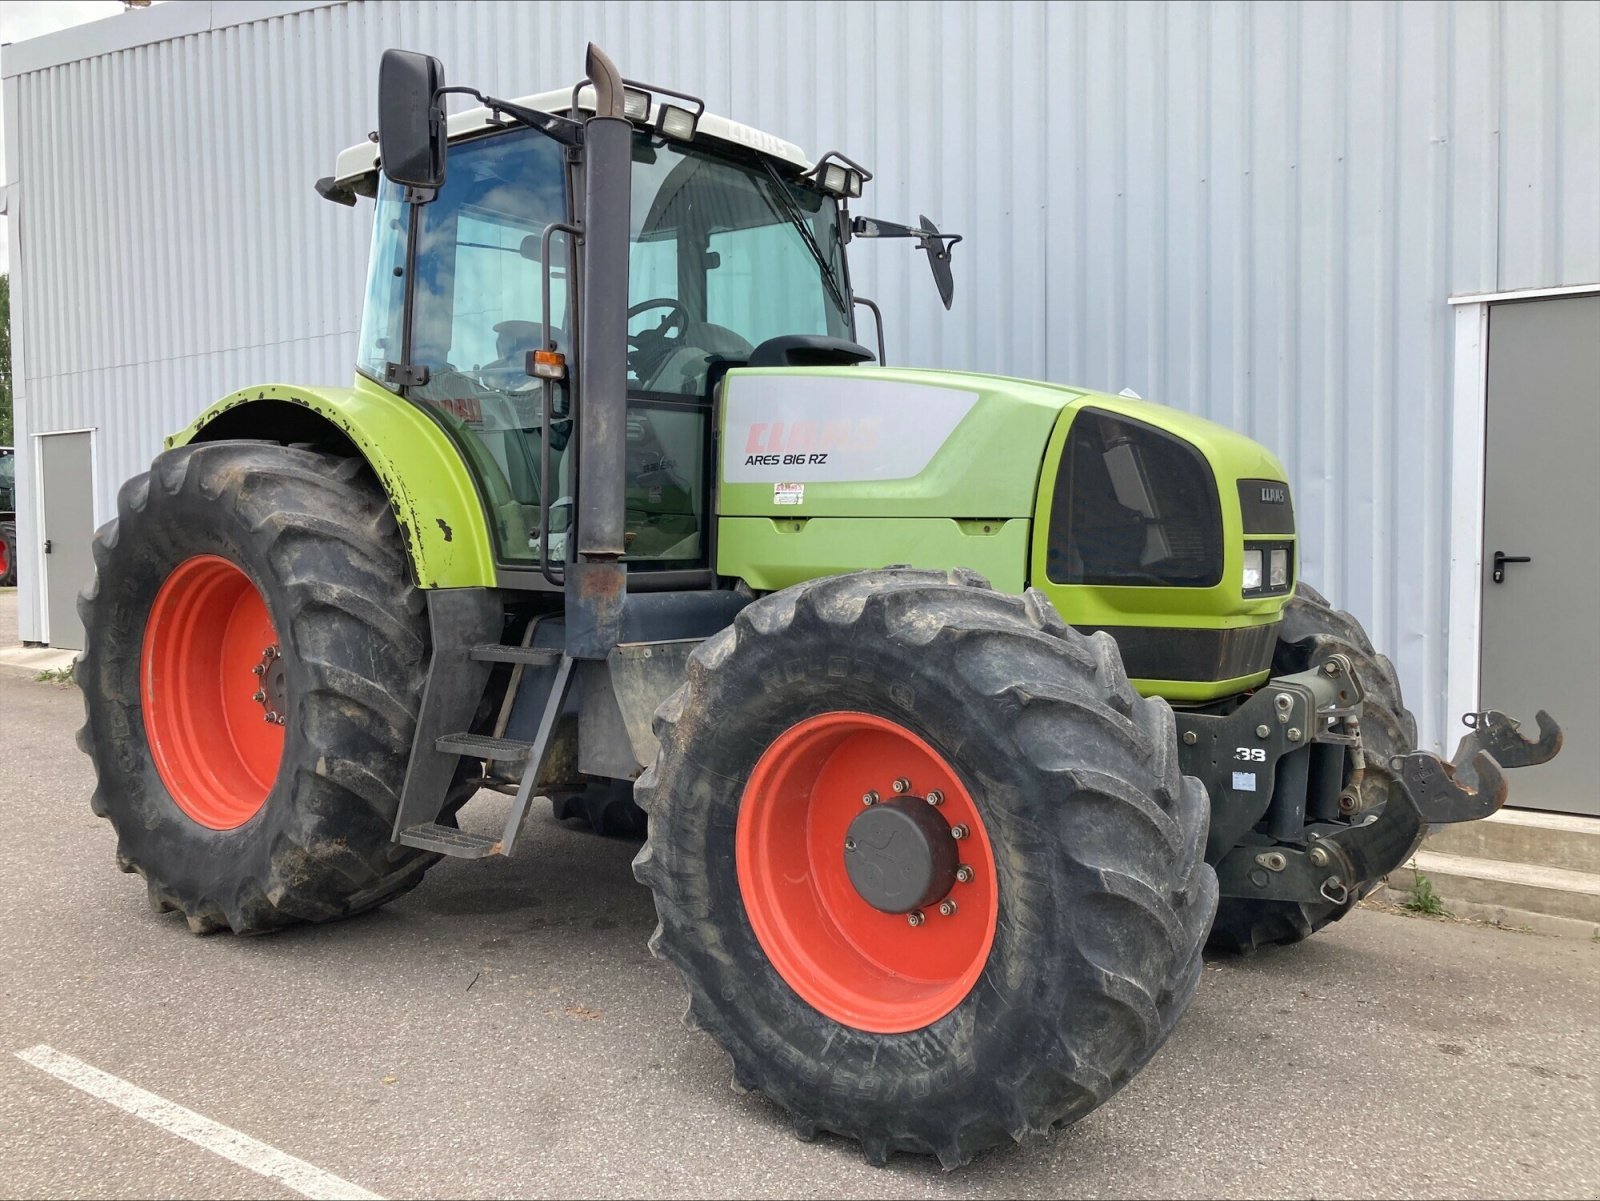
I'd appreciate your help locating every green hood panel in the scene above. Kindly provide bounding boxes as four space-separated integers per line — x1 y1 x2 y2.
718 366 1073 518
168 377 497 588
717 365 1284 520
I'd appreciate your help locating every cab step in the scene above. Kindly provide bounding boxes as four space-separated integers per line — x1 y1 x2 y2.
469 643 561 666
434 732 533 762
397 821 507 858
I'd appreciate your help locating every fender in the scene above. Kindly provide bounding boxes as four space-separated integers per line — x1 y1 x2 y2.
167 376 496 588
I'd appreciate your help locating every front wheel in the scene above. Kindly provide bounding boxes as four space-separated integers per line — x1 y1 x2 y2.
634 569 1215 1166
77 442 465 934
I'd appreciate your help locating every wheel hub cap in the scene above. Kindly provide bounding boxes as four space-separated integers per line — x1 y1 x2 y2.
843 797 958 913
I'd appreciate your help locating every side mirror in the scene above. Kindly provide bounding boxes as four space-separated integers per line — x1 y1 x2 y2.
378 49 446 191
919 216 956 311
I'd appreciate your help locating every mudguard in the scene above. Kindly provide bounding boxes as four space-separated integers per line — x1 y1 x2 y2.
167 378 496 588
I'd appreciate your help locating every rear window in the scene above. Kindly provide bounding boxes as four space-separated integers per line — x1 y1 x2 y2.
1046 408 1223 588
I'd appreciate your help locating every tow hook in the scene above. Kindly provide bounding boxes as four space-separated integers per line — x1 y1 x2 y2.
1391 708 1563 825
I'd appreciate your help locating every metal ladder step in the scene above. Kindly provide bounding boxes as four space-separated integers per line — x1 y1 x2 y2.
397 822 503 858
435 732 534 762
469 643 561 666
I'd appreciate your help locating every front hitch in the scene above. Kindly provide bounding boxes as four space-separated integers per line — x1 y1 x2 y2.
1390 708 1563 825
1213 705 1564 907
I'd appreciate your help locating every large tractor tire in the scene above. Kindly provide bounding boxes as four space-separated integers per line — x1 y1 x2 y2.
634 568 1216 1167
77 441 467 934
1207 582 1419 954
0 520 17 587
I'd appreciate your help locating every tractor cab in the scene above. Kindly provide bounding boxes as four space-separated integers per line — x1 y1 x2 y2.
328 72 863 581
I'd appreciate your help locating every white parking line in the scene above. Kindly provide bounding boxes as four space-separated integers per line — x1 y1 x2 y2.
14 1045 384 1201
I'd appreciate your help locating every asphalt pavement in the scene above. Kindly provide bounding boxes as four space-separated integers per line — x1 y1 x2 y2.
0 657 1596 1199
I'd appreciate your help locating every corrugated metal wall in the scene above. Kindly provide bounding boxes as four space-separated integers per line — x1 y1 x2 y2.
6 0 1598 747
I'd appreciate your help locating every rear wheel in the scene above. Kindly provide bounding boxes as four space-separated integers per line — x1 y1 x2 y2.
1207 583 1419 953
635 568 1215 1166
77 441 467 934
0 520 16 587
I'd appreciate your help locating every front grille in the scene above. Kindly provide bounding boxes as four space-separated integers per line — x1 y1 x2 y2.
1047 408 1223 589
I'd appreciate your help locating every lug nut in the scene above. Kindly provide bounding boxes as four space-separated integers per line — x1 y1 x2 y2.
926 790 944 806
907 910 925 927
951 824 969 840
252 690 266 703
955 865 974 883
862 790 878 806
892 777 911 795
263 713 276 724
1182 730 1197 745
263 646 277 660
1256 724 1271 738
252 664 266 677
938 899 958 917
844 838 857 852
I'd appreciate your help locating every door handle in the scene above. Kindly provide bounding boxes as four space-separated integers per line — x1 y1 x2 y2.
43 539 52 555
1492 550 1530 584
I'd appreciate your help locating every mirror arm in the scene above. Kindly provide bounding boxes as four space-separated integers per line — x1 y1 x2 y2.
437 85 585 146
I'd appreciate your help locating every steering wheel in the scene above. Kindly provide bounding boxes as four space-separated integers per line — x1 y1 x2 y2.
628 298 690 382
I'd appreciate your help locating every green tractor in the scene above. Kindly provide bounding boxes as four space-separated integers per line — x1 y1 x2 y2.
78 46 1561 1166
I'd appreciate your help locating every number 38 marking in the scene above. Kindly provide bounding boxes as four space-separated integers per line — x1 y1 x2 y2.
1234 747 1267 762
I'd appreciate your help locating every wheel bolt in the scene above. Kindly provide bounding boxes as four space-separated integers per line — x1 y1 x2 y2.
844 838 857 852
892 777 910 794
951 824 969 840
926 789 943 806
252 664 266 677
939 899 958 917
862 790 878 806
263 713 276 723
907 910 925 927
252 690 266 703
956 864 973 883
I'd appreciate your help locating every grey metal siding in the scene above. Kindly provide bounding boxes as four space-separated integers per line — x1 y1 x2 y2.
4 0 1597 748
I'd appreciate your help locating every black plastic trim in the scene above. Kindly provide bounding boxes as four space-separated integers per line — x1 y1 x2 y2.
1238 479 1296 534
1078 622 1280 682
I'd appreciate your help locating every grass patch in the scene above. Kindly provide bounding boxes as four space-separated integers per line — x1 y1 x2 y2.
1401 861 1450 917
34 665 75 685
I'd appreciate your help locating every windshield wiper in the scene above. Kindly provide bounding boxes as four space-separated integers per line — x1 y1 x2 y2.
759 160 852 319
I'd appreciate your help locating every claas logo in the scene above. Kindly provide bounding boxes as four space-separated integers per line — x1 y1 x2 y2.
742 419 882 468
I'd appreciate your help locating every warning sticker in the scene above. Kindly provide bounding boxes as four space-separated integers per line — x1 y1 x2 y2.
1231 771 1258 792
774 482 805 506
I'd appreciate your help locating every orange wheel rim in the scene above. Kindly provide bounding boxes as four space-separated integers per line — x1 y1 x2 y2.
736 712 998 1034
140 555 285 829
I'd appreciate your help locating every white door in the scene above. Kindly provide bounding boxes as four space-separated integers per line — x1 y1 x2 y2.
1478 295 1600 816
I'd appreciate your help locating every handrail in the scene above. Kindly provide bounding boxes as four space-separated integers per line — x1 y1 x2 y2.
539 221 581 587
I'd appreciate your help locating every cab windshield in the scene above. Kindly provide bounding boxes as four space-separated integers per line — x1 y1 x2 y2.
356 125 851 570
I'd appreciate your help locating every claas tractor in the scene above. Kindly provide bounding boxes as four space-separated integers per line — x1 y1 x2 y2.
77 46 1562 1167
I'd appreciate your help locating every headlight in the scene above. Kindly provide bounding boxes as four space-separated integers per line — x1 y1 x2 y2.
1242 548 1263 592
1269 548 1289 589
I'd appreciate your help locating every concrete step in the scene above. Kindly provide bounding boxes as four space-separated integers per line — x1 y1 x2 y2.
1386 850 1600 937
1423 808 1600 875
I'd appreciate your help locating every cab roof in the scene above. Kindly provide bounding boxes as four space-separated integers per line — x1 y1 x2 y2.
333 85 811 191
